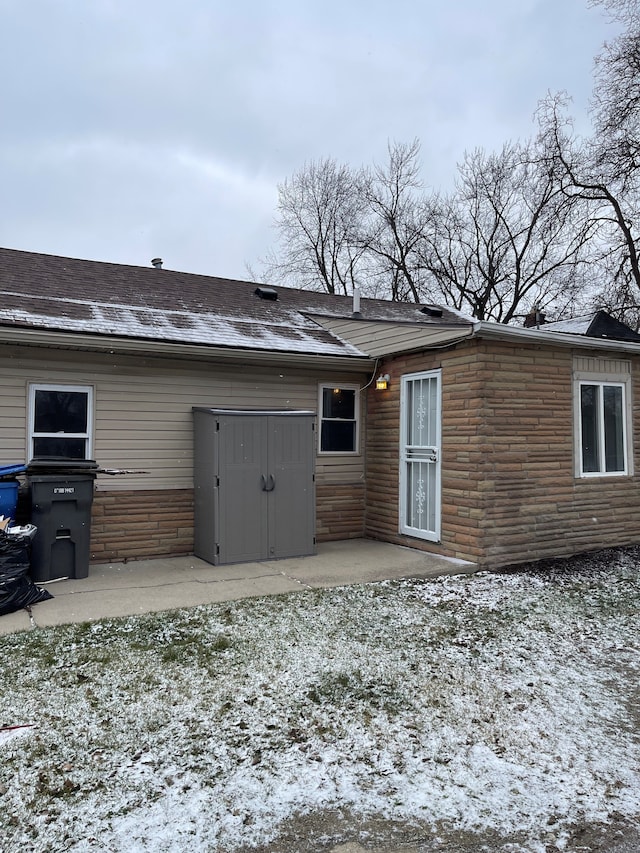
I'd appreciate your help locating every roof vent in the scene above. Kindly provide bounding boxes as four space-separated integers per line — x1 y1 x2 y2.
255 286 278 301
352 287 361 318
420 305 443 318
151 258 163 269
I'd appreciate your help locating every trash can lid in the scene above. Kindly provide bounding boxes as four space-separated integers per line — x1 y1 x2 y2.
0 463 27 479
26 458 99 473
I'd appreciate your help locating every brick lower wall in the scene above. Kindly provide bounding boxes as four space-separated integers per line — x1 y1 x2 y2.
315 482 365 541
90 484 365 563
90 489 194 563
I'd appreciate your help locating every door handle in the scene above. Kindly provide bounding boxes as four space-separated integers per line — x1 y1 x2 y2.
261 474 276 492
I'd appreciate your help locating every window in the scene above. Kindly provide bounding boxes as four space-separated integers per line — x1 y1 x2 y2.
318 384 359 453
576 379 629 476
28 384 93 460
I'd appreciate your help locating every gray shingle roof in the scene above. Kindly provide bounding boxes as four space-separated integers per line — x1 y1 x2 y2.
0 248 468 357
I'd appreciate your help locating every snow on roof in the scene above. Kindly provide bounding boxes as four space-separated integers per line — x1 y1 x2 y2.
538 315 595 335
0 289 365 356
0 247 468 357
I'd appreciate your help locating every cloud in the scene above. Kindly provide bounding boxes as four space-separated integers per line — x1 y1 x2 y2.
0 0 615 278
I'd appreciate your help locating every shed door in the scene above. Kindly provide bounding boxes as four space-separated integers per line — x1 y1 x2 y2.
268 415 316 559
218 415 269 564
400 370 441 542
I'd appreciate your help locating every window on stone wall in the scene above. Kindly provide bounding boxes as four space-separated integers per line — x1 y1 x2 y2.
574 370 631 477
28 383 93 460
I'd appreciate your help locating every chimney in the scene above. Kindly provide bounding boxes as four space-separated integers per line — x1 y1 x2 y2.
523 306 545 328
151 258 163 269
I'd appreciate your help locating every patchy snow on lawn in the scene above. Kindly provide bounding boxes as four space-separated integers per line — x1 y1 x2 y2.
1 550 640 852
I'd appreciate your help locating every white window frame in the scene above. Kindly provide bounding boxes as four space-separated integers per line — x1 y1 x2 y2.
28 383 94 461
317 383 360 455
573 371 632 478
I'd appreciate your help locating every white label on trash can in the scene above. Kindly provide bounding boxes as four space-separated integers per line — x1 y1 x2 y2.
53 487 76 494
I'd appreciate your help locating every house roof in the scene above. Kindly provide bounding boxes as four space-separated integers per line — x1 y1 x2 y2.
0 247 469 362
4 247 640 363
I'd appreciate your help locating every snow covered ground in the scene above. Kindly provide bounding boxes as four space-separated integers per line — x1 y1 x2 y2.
1 548 639 852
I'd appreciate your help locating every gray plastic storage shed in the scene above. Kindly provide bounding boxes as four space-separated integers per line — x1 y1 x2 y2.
193 408 316 565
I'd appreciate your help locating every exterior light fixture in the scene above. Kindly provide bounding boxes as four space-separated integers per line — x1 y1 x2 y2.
376 373 390 391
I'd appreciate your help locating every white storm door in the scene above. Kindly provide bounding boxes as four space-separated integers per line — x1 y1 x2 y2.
400 370 441 541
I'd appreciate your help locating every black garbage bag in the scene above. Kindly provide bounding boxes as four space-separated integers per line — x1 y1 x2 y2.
0 530 53 616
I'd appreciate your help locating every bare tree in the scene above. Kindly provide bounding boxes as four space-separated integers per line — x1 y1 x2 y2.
262 158 366 295
535 2 640 325
357 139 434 302
421 142 594 322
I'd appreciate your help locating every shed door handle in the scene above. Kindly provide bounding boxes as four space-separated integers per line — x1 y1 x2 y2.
261 474 275 492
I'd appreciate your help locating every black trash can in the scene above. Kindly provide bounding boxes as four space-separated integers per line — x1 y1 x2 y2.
27 459 98 583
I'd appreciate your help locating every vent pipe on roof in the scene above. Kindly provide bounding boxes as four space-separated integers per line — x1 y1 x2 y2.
352 287 361 318
151 258 163 269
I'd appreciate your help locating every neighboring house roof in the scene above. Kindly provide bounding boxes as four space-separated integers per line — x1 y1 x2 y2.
539 311 640 342
0 248 470 363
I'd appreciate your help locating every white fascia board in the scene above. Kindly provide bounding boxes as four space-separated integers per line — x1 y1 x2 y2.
473 321 640 354
0 326 374 372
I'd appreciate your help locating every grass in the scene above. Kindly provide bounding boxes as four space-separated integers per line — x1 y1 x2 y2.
1 549 640 852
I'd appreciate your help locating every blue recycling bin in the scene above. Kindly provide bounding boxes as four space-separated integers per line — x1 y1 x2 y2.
0 464 26 521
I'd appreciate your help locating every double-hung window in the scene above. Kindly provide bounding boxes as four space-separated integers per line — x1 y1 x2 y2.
28 384 93 460
574 362 631 477
318 384 359 453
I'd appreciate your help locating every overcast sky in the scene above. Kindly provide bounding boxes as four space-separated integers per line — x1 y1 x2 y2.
0 0 617 282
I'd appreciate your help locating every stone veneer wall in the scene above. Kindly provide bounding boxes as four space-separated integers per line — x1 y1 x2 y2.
366 338 640 569
475 340 640 567
365 341 485 565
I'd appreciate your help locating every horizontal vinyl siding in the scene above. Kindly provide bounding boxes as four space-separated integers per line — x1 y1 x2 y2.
316 455 365 484
0 371 31 460
0 344 367 491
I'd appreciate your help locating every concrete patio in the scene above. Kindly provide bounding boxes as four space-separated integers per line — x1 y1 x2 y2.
0 538 476 635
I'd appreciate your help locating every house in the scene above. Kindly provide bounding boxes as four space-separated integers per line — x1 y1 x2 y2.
2 245 640 572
